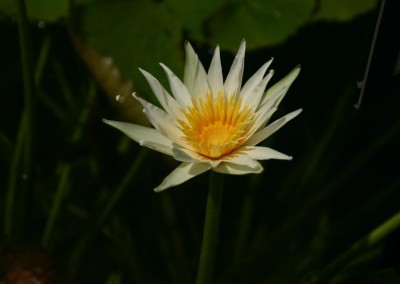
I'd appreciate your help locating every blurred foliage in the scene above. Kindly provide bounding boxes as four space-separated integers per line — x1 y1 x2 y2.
1 0 379 103
312 0 378 21
0 0 68 21
1 0 400 283
77 0 183 105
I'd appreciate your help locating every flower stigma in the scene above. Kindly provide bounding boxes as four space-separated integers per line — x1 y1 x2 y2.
178 91 255 159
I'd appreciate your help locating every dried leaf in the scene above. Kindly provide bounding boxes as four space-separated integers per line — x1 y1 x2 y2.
71 35 148 125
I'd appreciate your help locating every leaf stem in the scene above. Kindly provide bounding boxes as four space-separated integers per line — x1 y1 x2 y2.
3 112 27 235
68 148 147 279
42 80 96 248
95 149 147 229
42 163 71 247
306 210 400 284
17 0 36 232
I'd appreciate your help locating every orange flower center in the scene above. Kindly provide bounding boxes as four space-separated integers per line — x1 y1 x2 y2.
178 92 255 159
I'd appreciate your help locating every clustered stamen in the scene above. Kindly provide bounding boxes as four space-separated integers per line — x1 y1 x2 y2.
178 92 255 159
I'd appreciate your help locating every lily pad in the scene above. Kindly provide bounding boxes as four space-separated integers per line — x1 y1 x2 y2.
197 0 315 50
165 0 227 41
313 0 378 22
0 0 68 22
78 0 183 103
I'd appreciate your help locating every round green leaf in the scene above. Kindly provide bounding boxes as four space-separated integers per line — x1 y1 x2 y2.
79 0 183 103
196 0 315 50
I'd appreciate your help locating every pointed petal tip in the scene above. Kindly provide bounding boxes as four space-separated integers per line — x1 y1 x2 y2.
102 118 125 128
132 92 139 100
293 65 301 75
239 39 246 50
102 118 121 127
102 118 110 125
266 57 274 66
212 45 221 57
154 185 165 192
138 68 150 77
295 108 303 115
159 63 177 77
185 41 195 53
282 65 301 82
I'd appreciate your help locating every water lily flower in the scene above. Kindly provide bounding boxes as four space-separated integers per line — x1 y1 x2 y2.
104 40 302 192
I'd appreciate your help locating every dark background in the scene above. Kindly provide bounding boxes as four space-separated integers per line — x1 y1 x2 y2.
0 0 399 283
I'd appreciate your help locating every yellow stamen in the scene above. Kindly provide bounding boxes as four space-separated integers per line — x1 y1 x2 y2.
178 92 255 159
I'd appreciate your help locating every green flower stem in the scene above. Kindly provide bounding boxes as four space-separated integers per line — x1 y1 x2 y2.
42 80 96 248
196 171 224 284
17 0 34 136
34 35 51 85
42 163 71 247
368 210 400 246
307 210 400 284
95 149 147 228
68 149 147 279
3 112 27 235
105 273 121 284
52 59 78 112
34 36 68 122
17 0 35 229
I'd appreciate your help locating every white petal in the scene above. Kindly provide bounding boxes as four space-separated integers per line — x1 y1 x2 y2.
103 119 173 155
194 58 211 98
251 107 277 134
245 109 302 146
140 140 173 156
182 42 210 98
154 162 211 192
172 145 200 163
183 42 198 95
134 95 186 146
171 145 222 168
160 63 192 107
224 40 246 97
237 146 292 160
243 70 274 111
213 160 263 175
240 58 273 99
208 45 223 97
261 65 301 107
139 68 181 117
252 82 294 132
258 85 287 114
219 153 259 167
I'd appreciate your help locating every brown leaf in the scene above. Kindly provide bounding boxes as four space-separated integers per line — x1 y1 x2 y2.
71 34 149 126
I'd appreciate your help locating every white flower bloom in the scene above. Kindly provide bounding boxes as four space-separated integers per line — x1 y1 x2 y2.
104 40 302 192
